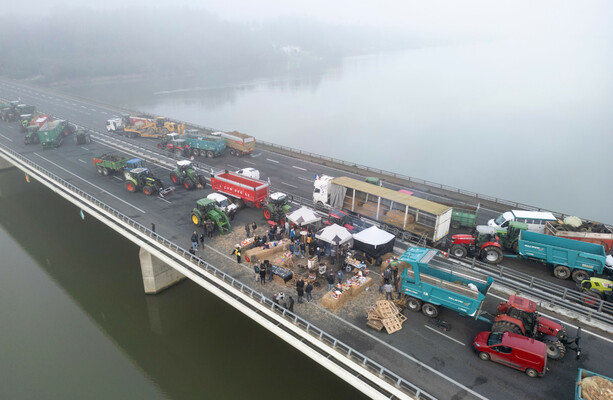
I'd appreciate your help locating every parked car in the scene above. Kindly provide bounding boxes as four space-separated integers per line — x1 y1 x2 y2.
472 331 547 378
236 167 260 180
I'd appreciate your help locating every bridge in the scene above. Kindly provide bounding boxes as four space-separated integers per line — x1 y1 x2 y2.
1 79 611 400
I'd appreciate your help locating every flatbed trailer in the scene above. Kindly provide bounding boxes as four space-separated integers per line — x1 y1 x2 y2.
210 170 269 208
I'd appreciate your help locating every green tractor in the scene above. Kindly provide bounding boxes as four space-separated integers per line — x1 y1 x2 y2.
73 128 92 145
191 198 232 234
125 168 174 197
170 160 207 190
495 221 528 253
1 101 20 121
24 125 41 145
263 192 292 226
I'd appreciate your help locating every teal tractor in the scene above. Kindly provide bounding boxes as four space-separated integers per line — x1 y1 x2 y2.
191 198 232 234
125 168 174 197
263 192 292 226
170 160 207 190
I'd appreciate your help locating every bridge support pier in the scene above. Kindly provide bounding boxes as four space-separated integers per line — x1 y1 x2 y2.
139 247 185 294
0 156 15 171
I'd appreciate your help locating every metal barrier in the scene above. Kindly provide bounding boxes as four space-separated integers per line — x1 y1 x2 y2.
0 142 436 400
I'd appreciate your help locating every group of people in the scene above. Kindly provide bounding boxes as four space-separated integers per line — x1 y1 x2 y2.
189 219 220 254
253 260 273 284
381 259 400 300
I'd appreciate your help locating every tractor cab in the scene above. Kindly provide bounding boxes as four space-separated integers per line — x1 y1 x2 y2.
196 198 217 214
176 160 192 175
497 295 538 335
128 167 154 182
270 192 288 206
126 158 143 170
121 113 131 127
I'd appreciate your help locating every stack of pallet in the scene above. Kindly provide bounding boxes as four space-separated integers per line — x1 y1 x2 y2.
366 300 407 334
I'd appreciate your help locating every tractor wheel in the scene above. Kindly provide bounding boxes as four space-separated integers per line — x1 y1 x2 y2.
525 368 538 378
491 321 522 335
170 171 180 184
279 218 285 228
143 185 154 196
191 148 199 157
582 290 602 306
145 127 154 134
421 303 440 318
229 149 236 156
543 340 565 359
96 166 103 174
191 212 202 226
406 297 422 312
125 181 137 193
206 150 214 158
553 265 571 280
481 246 503 264
102 167 110 176
478 352 491 361
451 221 461 229
450 244 468 259
85 134 91 144
235 199 245 209
184 179 194 190
161 128 169 135
263 208 272 220
73 135 78 144
571 269 590 283
175 148 183 156
245 201 254 208
512 241 519 253
197 175 206 188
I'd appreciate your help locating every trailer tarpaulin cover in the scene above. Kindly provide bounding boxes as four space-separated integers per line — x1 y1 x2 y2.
352 226 396 258
287 206 320 226
329 184 346 209
316 224 353 246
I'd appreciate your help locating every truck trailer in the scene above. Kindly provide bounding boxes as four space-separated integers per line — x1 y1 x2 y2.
314 175 452 244
37 120 73 148
182 130 226 158
211 130 255 156
546 221 613 254
210 170 269 208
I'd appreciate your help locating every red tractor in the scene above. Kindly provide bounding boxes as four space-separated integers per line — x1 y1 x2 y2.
492 295 581 360
449 225 504 264
158 133 191 157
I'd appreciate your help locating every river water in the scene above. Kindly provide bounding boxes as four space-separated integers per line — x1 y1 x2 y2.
60 45 613 224
0 169 366 400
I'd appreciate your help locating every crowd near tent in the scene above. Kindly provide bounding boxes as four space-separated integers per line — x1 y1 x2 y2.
315 224 353 246
352 226 396 258
287 206 320 226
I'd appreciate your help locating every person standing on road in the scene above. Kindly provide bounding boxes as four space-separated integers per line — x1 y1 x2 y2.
259 265 267 285
245 224 251 238
337 269 344 285
296 277 305 303
327 272 335 291
207 220 214 238
266 261 273 282
305 281 313 303
287 296 294 312
254 263 260 283
232 245 241 263
384 282 393 300
300 241 306 258
285 219 290 237
290 227 296 240
191 231 199 252
251 222 257 236
202 221 208 239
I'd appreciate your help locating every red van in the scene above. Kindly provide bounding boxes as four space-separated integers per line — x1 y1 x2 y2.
472 331 547 378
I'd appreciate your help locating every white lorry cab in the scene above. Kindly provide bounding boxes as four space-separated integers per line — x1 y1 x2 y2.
206 193 238 219
488 210 557 234
236 168 260 180
106 118 123 132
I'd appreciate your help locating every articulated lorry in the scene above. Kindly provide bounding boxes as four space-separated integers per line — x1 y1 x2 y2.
182 130 226 158
211 131 255 156
314 175 452 244
398 247 494 320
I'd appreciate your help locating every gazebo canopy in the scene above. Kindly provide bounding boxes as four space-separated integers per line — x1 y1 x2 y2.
315 223 353 246
287 206 320 226
352 226 396 258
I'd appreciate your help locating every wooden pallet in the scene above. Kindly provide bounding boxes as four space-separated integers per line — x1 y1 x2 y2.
376 300 399 319
366 307 382 321
366 319 384 332
381 316 403 334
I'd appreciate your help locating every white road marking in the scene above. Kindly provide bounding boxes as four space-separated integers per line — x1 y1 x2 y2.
424 325 466 346
243 160 256 165
281 182 298 188
489 293 613 345
78 159 87 164
34 153 146 214
292 165 307 171
0 133 14 142
113 176 123 181
297 176 312 182
227 164 239 169
158 196 171 204
266 158 279 163
81 147 89 151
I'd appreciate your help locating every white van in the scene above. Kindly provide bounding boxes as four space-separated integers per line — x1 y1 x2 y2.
236 168 260 180
488 210 557 234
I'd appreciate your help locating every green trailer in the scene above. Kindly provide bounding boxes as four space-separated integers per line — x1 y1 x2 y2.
450 204 480 229
37 120 73 148
92 154 144 178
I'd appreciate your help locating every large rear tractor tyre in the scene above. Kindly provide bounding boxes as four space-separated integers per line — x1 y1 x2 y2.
553 265 571 280
263 208 272 220
143 185 154 196
421 303 440 318
184 179 194 190
407 297 422 312
482 246 503 265
234 199 245 209
191 213 202 226
478 352 491 361
525 368 538 378
512 241 519 253
491 321 522 334
572 269 590 284
450 244 468 259
102 167 110 176
170 172 180 185
125 181 137 193
543 340 565 359
161 128 169 135
582 290 602 306
197 175 207 188
206 150 214 158
96 166 103 174
85 134 91 144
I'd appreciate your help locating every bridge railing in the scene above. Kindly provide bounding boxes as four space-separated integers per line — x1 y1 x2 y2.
0 143 435 400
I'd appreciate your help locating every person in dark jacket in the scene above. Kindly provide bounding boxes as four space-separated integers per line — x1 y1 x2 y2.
296 278 305 303
232 245 241 263
266 261 273 282
305 282 313 303
251 222 257 235
327 272 335 291
245 224 251 238
300 241 306 258
191 231 199 252
287 296 294 312
259 265 267 285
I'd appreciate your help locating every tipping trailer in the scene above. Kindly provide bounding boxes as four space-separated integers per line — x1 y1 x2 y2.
92 154 144 178
210 170 269 208
314 175 452 244
37 120 73 148
399 247 495 320
546 221 613 254
23 114 52 144
450 204 480 229
211 130 255 156
575 369 613 400
514 230 608 282
182 130 226 158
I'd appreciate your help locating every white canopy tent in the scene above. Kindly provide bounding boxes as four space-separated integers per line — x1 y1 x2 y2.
287 206 321 226
315 223 353 246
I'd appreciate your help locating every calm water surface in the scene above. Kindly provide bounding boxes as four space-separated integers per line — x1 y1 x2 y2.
0 169 367 400
61 45 613 223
